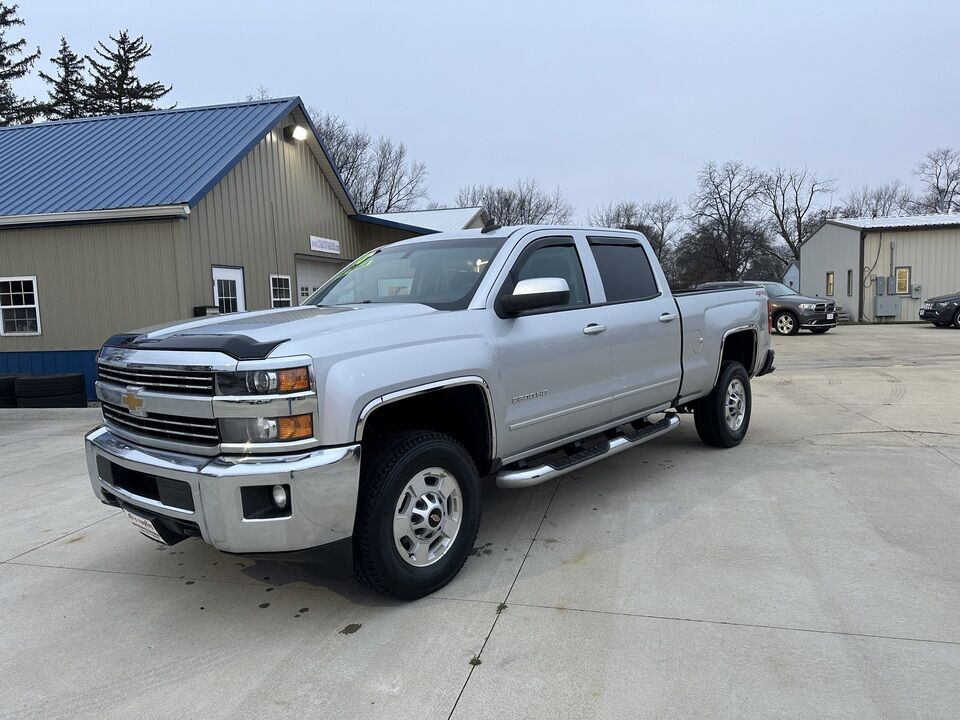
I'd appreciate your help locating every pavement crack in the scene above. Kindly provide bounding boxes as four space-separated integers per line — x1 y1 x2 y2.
446 479 565 720
504 601 960 647
1 512 121 564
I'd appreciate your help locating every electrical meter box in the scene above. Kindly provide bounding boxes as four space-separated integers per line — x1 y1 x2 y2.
911 283 922 299
875 276 886 295
887 276 898 295
875 295 900 317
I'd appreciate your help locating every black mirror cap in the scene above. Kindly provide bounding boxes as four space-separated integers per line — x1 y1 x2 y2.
500 288 570 315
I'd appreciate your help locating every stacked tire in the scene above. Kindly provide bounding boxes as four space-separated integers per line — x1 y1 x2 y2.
13 374 88 408
0 374 20 408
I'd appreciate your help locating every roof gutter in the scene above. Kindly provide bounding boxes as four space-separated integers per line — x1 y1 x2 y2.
0 204 190 228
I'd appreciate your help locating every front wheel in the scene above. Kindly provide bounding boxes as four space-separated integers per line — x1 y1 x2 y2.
774 311 799 336
694 362 752 448
953 310 960 329
353 430 481 599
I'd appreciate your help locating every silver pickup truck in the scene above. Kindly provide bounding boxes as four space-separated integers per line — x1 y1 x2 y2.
85 225 774 598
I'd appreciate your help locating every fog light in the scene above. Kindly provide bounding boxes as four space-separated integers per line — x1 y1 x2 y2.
272 484 288 509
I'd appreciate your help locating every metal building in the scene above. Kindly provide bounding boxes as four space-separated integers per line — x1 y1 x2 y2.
800 215 960 322
0 98 479 396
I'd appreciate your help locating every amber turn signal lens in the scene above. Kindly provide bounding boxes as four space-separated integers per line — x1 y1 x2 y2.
278 367 310 393
277 414 313 441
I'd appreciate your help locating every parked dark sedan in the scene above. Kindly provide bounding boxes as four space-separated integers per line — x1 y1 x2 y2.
919 291 960 328
697 281 841 336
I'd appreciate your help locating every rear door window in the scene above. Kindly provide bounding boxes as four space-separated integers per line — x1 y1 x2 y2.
587 238 659 303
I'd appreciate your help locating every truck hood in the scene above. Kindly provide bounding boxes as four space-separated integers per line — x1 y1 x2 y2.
109 304 439 359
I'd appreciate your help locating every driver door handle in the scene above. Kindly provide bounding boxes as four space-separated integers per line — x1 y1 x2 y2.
659 312 678 323
583 323 607 335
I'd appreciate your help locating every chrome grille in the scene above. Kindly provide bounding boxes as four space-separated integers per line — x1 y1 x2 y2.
102 402 220 446
814 302 835 313
97 363 214 395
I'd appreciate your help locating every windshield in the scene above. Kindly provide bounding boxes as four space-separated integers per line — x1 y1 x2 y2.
308 237 506 311
763 283 797 297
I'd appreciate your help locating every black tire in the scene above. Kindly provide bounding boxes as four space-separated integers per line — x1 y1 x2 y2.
694 362 752 448
17 391 88 408
0 374 24 395
0 395 16 408
353 430 481 600
809 327 830 334
14 373 85 398
773 311 799 336
953 309 960 329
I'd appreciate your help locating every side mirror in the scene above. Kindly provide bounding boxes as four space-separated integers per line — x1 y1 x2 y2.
500 277 570 315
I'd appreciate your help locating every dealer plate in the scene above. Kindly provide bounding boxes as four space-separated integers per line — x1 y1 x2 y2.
125 510 168 544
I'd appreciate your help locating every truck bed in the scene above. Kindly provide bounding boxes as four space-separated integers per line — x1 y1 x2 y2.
673 285 768 404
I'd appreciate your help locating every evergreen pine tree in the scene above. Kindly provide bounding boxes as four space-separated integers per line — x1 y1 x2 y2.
84 30 172 115
0 3 40 126
39 37 86 120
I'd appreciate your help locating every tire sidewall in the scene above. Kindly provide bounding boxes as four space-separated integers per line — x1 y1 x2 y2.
716 363 751 445
774 311 797 336
368 437 480 596
953 309 960 329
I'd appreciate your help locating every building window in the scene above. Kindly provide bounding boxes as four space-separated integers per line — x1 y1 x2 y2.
825 271 835 296
0 276 41 335
270 275 292 307
847 269 854 297
894 266 911 295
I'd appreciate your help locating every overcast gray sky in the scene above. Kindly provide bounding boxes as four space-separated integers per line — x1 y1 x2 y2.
17 0 960 218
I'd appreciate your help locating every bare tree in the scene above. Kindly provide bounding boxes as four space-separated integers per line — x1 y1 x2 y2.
586 198 680 260
300 102 427 213
686 161 773 279
586 200 642 229
840 180 913 218
761 166 835 262
913 147 960 213
641 198 682 261
455 179 573 225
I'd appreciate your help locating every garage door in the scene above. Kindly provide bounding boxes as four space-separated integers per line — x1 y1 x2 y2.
296 258 345 304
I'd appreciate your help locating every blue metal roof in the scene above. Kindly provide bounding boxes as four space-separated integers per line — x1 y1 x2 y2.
0 97 326 217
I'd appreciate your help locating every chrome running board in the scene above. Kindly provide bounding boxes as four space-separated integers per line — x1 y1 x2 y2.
496 414 680 489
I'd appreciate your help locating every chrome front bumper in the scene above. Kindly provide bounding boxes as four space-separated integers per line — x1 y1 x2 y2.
85 426 361 553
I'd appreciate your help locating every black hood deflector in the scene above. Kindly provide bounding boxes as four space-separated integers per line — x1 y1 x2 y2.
103 333 288 360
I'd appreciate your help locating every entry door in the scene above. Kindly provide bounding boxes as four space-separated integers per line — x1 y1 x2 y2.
493 236 612 458
212 266 245 313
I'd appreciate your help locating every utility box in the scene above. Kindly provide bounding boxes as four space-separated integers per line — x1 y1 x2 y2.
887 276 898 295
875 295 900 317
875 276 886 295
911 283 922 299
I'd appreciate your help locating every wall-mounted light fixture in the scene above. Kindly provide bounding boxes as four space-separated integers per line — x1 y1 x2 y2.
283 124 308 142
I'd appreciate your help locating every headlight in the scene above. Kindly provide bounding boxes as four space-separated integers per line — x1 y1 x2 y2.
798 303 817 311
216 367 311 395
220 414 314 443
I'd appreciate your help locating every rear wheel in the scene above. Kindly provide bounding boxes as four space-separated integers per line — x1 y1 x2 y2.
353 430 481 600
773 311 799 336
694 362 752 448
809 327 831 334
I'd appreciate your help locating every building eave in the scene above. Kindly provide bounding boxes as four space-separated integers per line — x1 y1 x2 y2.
0 204 190 229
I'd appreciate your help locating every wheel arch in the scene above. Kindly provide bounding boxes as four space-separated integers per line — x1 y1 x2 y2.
716 326 758 382
356 377 497 475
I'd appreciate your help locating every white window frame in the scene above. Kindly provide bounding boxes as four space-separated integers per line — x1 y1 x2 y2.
270 274 292 308
0 275 42 336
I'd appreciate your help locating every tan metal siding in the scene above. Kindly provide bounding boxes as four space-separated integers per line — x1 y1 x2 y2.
181 118 412 312
799 223 861 318
0 220 180 350
862 227 960 322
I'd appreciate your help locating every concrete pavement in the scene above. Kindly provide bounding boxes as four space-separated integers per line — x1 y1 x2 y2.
1 324 958 719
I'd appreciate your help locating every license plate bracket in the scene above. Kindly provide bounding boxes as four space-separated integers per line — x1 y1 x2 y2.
125 509 169 545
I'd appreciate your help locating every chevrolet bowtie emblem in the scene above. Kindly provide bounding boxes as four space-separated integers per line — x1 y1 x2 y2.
121 386 146 416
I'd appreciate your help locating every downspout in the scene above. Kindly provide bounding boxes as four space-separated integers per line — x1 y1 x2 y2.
857 230 865 322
